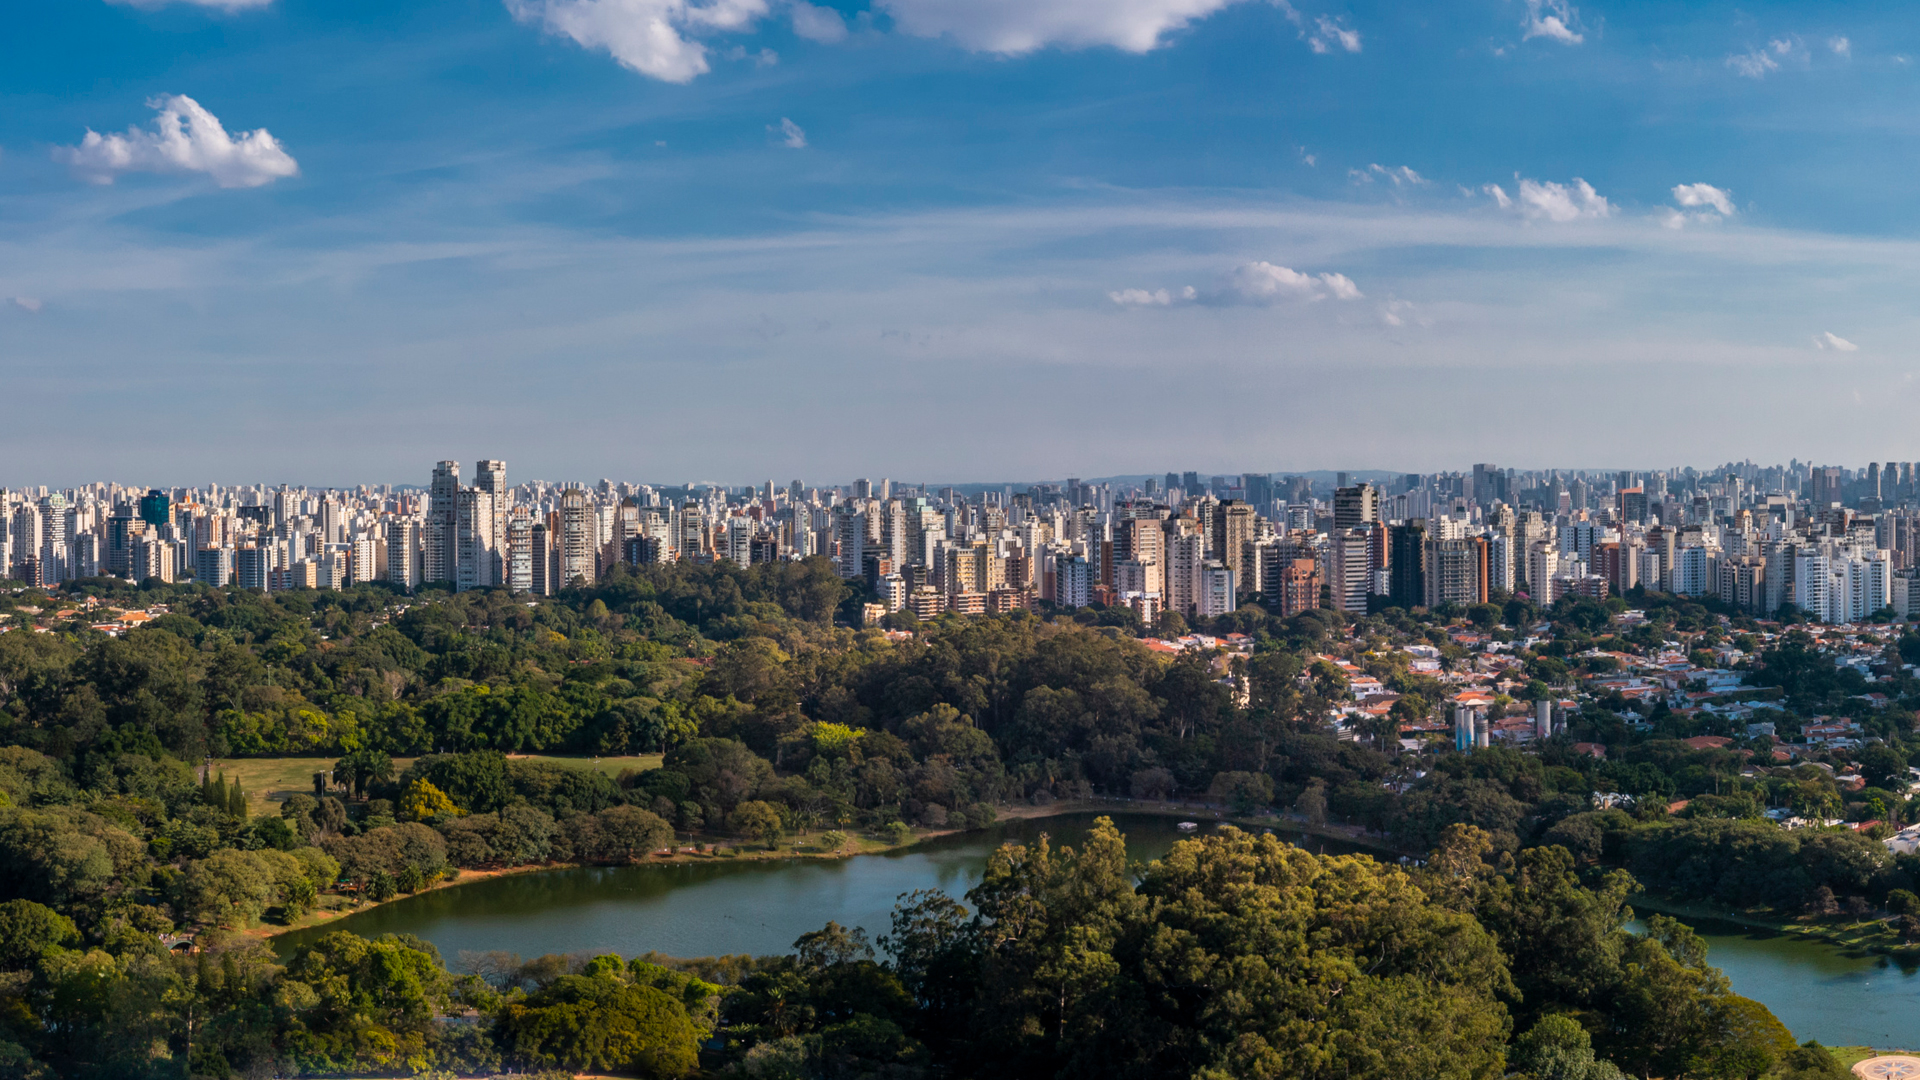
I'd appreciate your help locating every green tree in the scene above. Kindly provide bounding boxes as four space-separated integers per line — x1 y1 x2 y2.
495 973 702 1077
731 801 785 847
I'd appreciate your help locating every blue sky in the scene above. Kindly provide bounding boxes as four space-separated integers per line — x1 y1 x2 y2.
2 0 1917 486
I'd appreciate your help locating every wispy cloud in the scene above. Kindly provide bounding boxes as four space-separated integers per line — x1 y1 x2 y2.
1829 36 1851 58
54 95 298 188
1727 49 1779 78
1521 0 1583 44
1369 163 1427 186
11 298 42 314
1308 15 1361 53
1815 331 1858 352
771 117 808 148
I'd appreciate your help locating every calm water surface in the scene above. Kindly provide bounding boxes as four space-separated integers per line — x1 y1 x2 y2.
274 811 1920 1048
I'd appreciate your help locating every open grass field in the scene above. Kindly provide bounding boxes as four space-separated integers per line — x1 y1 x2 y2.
209 753 664 811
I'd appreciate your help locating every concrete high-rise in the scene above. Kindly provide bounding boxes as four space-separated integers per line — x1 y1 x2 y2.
1424 536 1489 607
1333 484 1379 531
455 488 495 591
559 487 597 587
425 461 460 584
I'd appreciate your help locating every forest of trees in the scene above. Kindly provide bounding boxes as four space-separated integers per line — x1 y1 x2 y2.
0 559 1908 1076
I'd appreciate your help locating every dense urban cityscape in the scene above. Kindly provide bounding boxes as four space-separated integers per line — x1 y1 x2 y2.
9 458 1915 627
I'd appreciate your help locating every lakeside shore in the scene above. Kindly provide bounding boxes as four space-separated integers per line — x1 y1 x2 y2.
254 798 1406 944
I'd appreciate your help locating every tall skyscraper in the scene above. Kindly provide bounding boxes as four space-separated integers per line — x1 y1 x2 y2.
1387 519 1427 609
425 461 460 584
455 488 495 591
1333 483 1379 530
475 459 509 584
558 487 596 587
507 508 534 592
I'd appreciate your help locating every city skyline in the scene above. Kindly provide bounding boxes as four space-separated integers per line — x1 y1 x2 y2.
7 1 1920 480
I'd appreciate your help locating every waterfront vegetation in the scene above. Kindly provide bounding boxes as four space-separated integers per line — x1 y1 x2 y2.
0 562 1914 1075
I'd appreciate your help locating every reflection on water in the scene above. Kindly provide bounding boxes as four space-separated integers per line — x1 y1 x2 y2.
272 812 1920 1047
272 813 1315 963
1652 914 1920 1050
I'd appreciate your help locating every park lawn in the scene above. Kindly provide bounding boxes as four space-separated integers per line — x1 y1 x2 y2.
209 753 663 811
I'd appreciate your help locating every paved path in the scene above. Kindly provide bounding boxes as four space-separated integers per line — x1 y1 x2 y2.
1855 1056 1920 1079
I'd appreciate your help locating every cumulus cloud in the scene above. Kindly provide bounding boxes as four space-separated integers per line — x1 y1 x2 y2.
505 0 770 83
1481 183 1513 209
1515 177 1611 223
1521 0 1583 44
1224 262 1362 302
1672 182 1734 216
11 298 42 314
104 0 273 9
789 0 847 42
1815 331 1858 352
1829 36 1851 58
1666 182 1735 228
769 117 808 148
1308 15 1361 53
1109 263 1360 308
879 0 1251 54
54 95 298 188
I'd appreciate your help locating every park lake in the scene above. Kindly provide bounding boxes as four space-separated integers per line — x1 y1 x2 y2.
274 812 1920 1050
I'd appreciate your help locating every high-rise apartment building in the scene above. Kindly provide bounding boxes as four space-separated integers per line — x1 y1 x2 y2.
559 487 597 587
1214 500 1256 597
1333 484 1379 531
1387 519 1426 609
386 518 419 591
506 509 534 592
1424 536 1489 607
425 461 460 584
455 489 495 591
475 459 509 584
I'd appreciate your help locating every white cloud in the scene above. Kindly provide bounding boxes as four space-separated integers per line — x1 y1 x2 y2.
879 0 1250 55
1369 163 1426 186
1666 182 1734 228
104 0 273 10
1109 263 1360 307
789 0 848 42
1224 261 1362 302
1829 36 1851 58
1815 331 1858 352
1379 299 1429 328
1521 0 1583 44
1770 37 1794 55
1481 183 1512 209
11 298 42 314
1513 178 1610 223
1727 48 1779 78
504 0 770 83
1672 182 1734 217
1308 15 1361 53
1298 147 1317 166
771 117 807 148
54 95 298 189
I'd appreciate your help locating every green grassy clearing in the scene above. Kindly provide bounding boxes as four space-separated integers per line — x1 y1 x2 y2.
209 753 663 811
